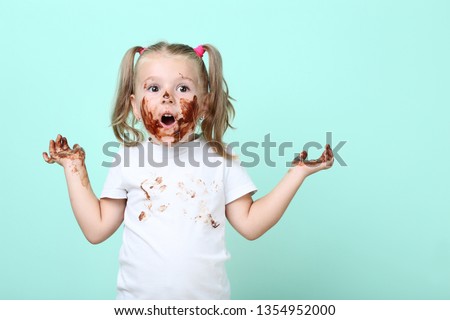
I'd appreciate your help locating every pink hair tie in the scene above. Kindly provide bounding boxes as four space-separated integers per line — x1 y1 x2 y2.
138 47 147 55
193 45 205 58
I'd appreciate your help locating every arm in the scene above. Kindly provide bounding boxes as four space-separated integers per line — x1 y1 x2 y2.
226 144 334 240
43 134 125 244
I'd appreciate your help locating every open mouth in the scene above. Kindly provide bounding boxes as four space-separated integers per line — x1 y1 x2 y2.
160 114 176 127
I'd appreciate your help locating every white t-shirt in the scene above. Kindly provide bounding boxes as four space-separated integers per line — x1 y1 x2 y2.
101 137 257 299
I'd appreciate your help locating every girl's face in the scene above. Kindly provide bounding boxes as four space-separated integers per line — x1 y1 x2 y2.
131 53 205 144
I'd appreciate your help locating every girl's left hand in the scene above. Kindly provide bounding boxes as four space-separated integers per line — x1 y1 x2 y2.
291 144 334 177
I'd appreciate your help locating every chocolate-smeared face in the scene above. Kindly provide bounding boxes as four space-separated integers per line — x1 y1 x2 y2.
131 53 204 144
140 95 200 143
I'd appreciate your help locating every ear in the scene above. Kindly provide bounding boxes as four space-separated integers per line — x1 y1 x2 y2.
130 94 140 120
198 93 210 118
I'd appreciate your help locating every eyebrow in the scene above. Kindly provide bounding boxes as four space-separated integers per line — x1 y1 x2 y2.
142 76 156 84
178 73 195 82
142 75 195 84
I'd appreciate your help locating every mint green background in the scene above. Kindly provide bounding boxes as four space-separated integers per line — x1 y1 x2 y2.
1 0 449 299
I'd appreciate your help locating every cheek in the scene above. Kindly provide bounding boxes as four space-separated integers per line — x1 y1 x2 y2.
179 96 199 125
140 97 158 114
139 97 147 114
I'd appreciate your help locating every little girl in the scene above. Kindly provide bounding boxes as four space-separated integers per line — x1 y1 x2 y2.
43 41 334 299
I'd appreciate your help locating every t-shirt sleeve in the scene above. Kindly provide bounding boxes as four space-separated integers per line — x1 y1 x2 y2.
223 156 257 205
100 148 127 199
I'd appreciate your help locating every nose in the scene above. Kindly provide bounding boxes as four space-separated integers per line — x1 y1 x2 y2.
161 91 174 104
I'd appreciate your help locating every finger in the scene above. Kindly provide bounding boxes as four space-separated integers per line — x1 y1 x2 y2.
55 134 62 151
300 150 307 160
327 146 334 166
325 145 334 168
319 152 326 162
48 138 54 151
292 150 307 166
49 140 57 157
73 144 86 160
318 144 330 162
73 144 84 155
61 137 69 151
42 152 55 164
326 144 333 159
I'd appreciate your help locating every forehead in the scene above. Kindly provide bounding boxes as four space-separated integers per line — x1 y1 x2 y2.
136 53 201 82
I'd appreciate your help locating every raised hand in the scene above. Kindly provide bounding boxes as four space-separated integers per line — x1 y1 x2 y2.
292 144 334 176
42 134 85 167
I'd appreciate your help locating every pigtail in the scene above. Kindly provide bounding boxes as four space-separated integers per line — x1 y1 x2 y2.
200 44 235 159
111 46 145 146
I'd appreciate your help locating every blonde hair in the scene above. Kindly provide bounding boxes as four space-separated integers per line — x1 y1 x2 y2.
111 41 235 158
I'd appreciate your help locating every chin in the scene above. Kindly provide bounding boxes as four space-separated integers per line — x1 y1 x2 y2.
160 136 176 144
149 127 194 144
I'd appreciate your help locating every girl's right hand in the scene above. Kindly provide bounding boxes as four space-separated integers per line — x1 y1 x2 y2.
291 143 334 177
42 134 85 168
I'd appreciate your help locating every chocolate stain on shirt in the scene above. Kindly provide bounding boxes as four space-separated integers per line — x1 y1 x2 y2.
158 204 169 212
140 180 151 200
195 200 220 229
195 214 220 228
177 180 196 199
139 211 147 221
209 215 220 228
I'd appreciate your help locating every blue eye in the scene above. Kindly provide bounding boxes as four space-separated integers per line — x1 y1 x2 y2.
147 85 159 92
177 85 190 93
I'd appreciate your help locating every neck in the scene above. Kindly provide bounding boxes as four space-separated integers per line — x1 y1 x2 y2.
148 132 198 146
